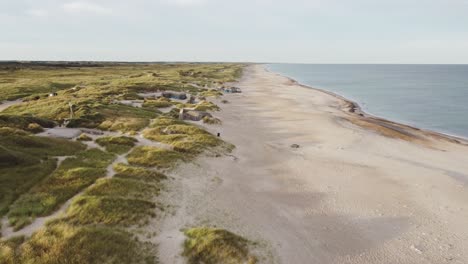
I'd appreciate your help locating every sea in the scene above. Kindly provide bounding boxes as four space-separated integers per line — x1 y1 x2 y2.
267 64 468 139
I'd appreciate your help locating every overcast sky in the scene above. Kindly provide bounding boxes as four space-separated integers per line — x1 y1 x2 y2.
1 0 468 63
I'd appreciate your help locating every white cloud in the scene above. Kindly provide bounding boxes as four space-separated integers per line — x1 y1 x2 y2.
163 0 208 7
63 1 112 14
26 9 48 17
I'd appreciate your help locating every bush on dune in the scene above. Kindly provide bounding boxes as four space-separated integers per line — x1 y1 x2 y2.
183 227 257 264
113 163 167 182
127 146 185 168
16 223 156 264
63 195 156 226
143 118 231 154
85 178 159 199
95 136 137 154
0 115 55 132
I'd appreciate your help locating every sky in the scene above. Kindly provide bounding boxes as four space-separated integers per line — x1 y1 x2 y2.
1 0 468 63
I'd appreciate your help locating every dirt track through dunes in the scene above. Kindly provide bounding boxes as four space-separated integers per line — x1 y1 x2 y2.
157 65 468 264
0 99 22 112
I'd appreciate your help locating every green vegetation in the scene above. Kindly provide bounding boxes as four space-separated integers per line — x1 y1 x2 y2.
143 117 231 154
63 195 156 226
0 236 25 264
0 115 55 132
76 133 92 141
199 89 223 98
203 116 221 125
143 98 174 109
85 177 159 199
127 146 185 168
94 104 157 133
0 133 85 216
96 136 137 154
0 223 156 264
7 149 114 230
60 164 164 227
0 62 243 262
193 101 220 111
0 62 242 134
113 163 167 182
183 227 257 264
174 101 220 112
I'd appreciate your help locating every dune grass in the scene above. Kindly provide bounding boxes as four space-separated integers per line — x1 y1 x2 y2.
95 136 137 154
7 149 114 230
143 117 231 154
198 89 223 98
0 159 56 218
6 223 157 264
0 115 55 132
202 116 222 125
61 171 163 227
0 133 85 216
63 195 156 227
183 227 257 264
174 101 220 112
95 104 157 133
127 146 185 168
0 236 25 264
113 163 167 182
84 177 159 199
0 62 243 261
142 98 174 109
0 131 85 158
76 133 92 141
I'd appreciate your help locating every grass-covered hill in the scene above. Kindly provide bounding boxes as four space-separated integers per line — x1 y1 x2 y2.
0 62 259 264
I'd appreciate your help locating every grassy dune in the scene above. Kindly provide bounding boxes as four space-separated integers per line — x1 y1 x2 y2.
0 131 85 216
127 146 185 168
113 163 167 182
183 227 258 264
143 117 232 154
7 149 115 230
95 136 138 154
0 223 156 264
0 62 243 263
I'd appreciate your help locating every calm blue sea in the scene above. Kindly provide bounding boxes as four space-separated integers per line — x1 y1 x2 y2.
267 64 468 139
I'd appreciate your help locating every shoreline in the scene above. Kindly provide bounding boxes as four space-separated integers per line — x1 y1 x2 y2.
264 66 468 146
157 64 468 263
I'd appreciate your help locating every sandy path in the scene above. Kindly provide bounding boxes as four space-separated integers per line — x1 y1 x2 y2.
157 65 468 264
0 99 22 112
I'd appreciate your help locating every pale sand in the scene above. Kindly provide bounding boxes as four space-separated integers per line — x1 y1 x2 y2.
0 99 22 112
156 65 468 264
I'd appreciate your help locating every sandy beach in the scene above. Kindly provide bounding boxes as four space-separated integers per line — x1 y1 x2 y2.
157 65 468 264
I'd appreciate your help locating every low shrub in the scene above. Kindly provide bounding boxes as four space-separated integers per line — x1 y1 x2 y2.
143 99 173 109
95 136 137 154
0 115 55 131
76 133 92 141
113 163 167 182
64 195 156 226
85 178 159 199
143 119 229 154
26 123 43 133
202 116 221 125
18 223 156 264
183 227 257 264
127 146 184 168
